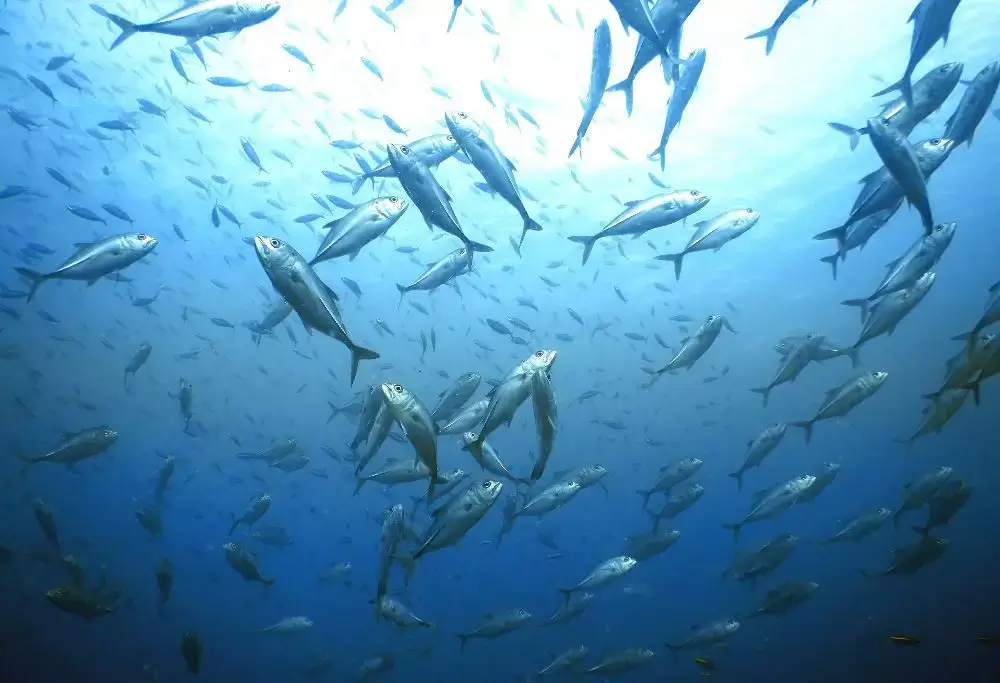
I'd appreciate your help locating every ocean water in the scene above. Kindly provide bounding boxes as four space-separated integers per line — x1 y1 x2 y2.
1 0 1000 681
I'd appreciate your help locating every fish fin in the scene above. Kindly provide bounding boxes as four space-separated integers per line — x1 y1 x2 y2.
654 252 684 280
841 298 870 322
827 122 861 151
790 420 814 444
728 470 744 492
749 386 770 408
91 6 139 51
605 77 635 117
567 235 596 266
744 25 778 56
348 344 380 385
872 77 905 98
468 240 494 253
13 267 45 302
518 217 542 247
722 522 742 543
820 253 840 280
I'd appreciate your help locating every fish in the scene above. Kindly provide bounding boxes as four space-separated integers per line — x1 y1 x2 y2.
875 0 963 107
15 233 158 302
381 382 439 500
655 207 758 279
445 112 543 246
790 371 889 443
728 424 787 490
568 190 710 265
351 134 459 194
252 236 378 384
745 0 813 55
943 61 1000 146
651 48 706 169
723 475 816 543
90 0 281 50
568 20 612 157
310 196 409 265
865 117 934 234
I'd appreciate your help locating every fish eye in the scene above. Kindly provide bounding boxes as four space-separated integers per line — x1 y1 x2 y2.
458 112 468 119
534 350 543 357
138 233 148 240
400 146 410 155
393 384 403 392
691 190 700 196
480 481 491 490
389 196 398 202
931 138 941 145
269 238 280 248
446 135 455 141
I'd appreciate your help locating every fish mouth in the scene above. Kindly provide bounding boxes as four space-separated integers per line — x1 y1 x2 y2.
252 236 273 258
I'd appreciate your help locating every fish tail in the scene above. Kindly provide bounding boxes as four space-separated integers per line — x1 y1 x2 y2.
654 252 685 280
457 634 468 651
17 455 38 476
636 489 652 507
749 386 771 408
350 174 367 195
348 344 380 386
228 513 241 536
426 477 436 503
566 235 596 266
819 252 840 281
846 345 862 369
722 522 742 544
790 420 814 444
826 122 862 151
446 2 460 32
519 217 542 247
813 222 847 247
891 509 903 530
605 77 634 117
14 267 45 303
745 24 779 55
841 298 871 323
91 6 139 51
326 401 341 424
468 239 495 253
872 75 908 100
956 381 982 406
557 587 573 605
728 470 744 492
353 478 365 496
262 577 275 588
395 283 407 307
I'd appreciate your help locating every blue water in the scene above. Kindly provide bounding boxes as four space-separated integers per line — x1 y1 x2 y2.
2 0 1000 681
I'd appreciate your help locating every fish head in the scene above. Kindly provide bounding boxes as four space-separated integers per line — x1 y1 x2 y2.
926 221 956 249
253 236 296 272
562 480 582 495
820 462 841 474
689 483 705 496
385 143 424 174
875 507 893 520
935 537 952 549
526 348 557 373
683 457 703 471
914 271 936 292
373 194 409 221
724 619 741 634
240 1 281 22
459 371 482 385
443 110 479 142
45 587 69 601
924 61 964 94
619 555 638 571
920 137 957 168
98 427 119 444
870 370 889 388
473 478 503 503
515 608 532 620
123 232 158 255
802 333 825 349
677 188 710 210
222 542 238 553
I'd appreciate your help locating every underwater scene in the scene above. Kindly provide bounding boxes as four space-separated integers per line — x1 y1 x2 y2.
2 0 1000 681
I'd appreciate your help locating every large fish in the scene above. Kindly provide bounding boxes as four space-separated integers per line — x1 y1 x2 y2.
16 233 158 302
655 206 757 279
745 0 813 56
445 112 542 246
386 143 492 267
91 0 280 50
253 236 378 384
351 134 459 194
651 48 706 169
310 197 408 265
568 20 612 157
866 117 933 233
875 0 963 107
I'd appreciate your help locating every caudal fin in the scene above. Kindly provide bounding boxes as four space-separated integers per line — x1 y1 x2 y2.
790 420 815 444
655 252 685 280
845 345 862 369
14 267 45 303
348 344 380 385
395 283 407 307
518 217 542 247
728 470 744 492
606 77 635 117
567 235 596 266
468 240 494 253
872 76 913 108
723 522 742 544
745 25 778 55
636 488 652 508
90 6 139 51
841 298 870 322
228 514 240 536
446 2 460 32
749 386 771 408
820 254 840 280
827 122 862 151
